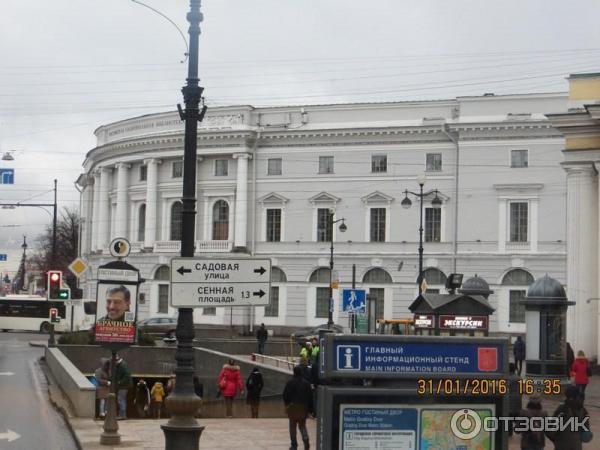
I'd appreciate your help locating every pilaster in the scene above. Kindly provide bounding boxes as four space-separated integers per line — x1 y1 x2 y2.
143 159 162 248
97 167 112 252
91 172 101 252
114 163 131 239
233 153 251 251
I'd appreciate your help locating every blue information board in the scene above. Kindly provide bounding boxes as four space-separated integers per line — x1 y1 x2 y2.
335 340 504 375
0 168 14 185
342 289 366 313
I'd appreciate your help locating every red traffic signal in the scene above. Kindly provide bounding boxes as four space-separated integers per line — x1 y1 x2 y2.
47 270 63 300
50 308 60 323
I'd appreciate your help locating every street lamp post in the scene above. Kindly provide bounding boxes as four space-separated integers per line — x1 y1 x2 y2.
161 1 207 449
327 211 347 329
401 176 442 288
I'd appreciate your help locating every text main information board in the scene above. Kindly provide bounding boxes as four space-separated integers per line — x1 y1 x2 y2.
169 257 271 307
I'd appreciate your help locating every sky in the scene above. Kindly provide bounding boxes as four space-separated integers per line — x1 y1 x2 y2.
1 0 600 276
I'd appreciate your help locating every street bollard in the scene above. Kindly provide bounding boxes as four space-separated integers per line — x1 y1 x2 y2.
48 324 56 347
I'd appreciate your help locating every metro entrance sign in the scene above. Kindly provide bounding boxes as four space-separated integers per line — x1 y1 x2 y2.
170 257 271 307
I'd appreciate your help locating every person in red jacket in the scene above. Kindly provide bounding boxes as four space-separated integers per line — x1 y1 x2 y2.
570 350 590 400
217 359 244 418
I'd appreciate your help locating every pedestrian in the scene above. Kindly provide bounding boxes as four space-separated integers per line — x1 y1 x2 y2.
507 362 522 437
115 355 132 420
193 375 204 418
300 341 312 360
513 336 526 376
545 385 592 449
283 366 314 450
256 323 268 355
150 381 165 419
518 395 547 450
246 367 264 418
566 342 575 377
570 350 591 401
166 373 176 396
134 379 150 418
217 359 244 418
310 337 319 366
94 358 111 419
297 357 312 384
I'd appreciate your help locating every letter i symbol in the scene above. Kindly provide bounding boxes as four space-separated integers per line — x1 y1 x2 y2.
344 348 354 368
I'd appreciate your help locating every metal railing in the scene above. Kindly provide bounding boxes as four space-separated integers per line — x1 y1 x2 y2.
251 353 295 372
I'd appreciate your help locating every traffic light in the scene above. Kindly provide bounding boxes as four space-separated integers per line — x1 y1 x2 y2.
47 270 62 300
50 308 60 323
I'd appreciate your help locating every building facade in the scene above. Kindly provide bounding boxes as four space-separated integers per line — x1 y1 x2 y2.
77 93 569 338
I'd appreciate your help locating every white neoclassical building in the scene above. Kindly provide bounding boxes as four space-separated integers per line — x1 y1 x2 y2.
76 92 572 341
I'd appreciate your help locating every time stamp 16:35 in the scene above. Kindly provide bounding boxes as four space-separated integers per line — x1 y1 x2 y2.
417 378 562 396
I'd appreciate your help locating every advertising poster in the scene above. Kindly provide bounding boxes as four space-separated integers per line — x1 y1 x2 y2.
94 283 138 344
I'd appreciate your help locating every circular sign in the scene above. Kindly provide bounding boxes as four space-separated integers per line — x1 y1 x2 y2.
109 238 131 258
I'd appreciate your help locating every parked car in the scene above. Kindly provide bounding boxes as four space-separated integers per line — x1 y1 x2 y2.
291 323 344 345
137 316 177 339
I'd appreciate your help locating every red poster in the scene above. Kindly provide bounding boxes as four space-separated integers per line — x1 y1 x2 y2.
95 321 136 344
477 347 498 372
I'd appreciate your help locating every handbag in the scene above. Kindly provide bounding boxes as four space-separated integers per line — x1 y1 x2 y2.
218 376 227 390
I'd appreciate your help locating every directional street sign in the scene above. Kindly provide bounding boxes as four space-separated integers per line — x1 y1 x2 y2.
170 257 271 308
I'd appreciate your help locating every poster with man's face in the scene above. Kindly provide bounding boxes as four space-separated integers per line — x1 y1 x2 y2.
94 283 138 344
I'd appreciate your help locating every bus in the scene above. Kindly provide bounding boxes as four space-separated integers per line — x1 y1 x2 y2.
0 294 93 333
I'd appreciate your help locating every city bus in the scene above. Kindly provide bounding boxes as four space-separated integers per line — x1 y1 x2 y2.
0 294 92 333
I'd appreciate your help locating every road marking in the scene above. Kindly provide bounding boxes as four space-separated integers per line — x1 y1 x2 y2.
0 430 20 442
0 372 14 376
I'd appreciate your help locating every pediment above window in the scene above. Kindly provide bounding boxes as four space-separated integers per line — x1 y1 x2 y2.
309 191 340 205
361 191 394 205
258 192 289 204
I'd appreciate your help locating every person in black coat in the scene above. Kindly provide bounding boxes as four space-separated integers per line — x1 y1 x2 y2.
246 367 264 418
513 336 526 376
283 366 313 450
566 342 575 377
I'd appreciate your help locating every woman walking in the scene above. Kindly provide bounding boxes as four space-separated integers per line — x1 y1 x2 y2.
150 381 165 419
570 350 591 400
246 367 264 418
217 359 244 418
94 358 111 419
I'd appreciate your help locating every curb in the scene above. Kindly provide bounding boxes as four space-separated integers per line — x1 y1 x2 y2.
29 340 49 348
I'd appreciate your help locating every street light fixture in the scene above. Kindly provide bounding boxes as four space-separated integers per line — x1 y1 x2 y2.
401 175 443 289
327 210 347 329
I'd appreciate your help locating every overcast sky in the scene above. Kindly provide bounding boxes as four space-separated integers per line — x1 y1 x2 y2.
1 0 599 274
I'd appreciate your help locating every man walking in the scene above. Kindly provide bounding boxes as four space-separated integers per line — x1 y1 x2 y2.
283 366 313 450
513 335 526 376
115 355 132 420
256 323 268 355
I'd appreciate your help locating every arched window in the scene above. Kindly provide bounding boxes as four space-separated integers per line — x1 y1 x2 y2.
421 268 447 285
271 267 287 283
154 265 170 313
309 267 330 283
170 201 183 241
502 269 533 324
138 204 146 242
362 268 392 284
502 269 534 286
212 200 229 240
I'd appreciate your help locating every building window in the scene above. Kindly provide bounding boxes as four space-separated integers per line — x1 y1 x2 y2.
319 156 334 174
203 307 216 315
425 207 441 242
138 204 146 242
265 287 279 317
215 159 228 176
371 155 387 173
316 287 329 318
266 209 281 242
426 153 442 171
317 208 332 242
140 165 147 181
511 150 528 168
370 208 386 242
212 200 229 240
158 285 169 313
363 268 392 284
421 268 447 285
509 202 528 242
170 201 183 241
172 161 183 178
309 267 330 283
509 290 526 323
267 158 282 176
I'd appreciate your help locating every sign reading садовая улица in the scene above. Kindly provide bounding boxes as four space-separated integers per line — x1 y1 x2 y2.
325 335 507 378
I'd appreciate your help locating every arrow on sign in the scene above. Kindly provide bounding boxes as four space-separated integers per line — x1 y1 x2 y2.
253 289 266 298
253 267 266 276
177 266 192 276
0 372 14 376
0 430 20 442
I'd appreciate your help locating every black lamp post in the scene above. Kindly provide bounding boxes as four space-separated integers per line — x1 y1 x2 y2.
327 210 347 329
161 1 207 449
401 175 442 288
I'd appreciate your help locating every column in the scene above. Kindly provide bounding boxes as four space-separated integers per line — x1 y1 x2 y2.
143 159 161 248
233 153 251 250
564 163 598 359
91 171 101 252
97 167 112 252
114 163 130 239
